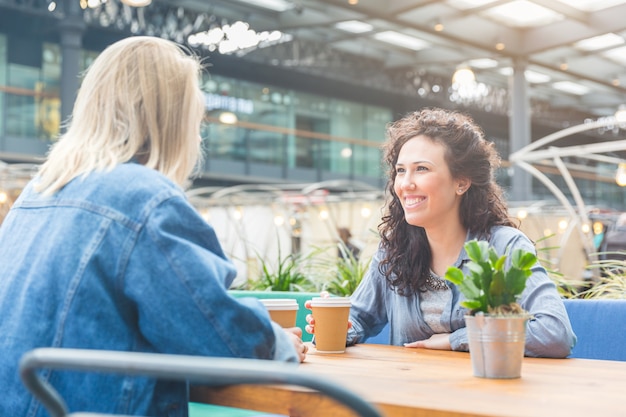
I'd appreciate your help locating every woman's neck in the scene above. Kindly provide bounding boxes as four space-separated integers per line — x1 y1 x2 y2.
426 223 468 277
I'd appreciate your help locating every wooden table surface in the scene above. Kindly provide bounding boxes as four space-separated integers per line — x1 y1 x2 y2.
190 343 626 417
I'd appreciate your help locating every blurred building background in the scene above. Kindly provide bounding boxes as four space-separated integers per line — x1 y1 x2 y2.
2 0 626 282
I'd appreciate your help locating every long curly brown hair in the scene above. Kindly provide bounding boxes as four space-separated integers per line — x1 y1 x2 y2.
379 107 515 295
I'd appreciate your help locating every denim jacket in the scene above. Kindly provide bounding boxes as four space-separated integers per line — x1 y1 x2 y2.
0 162 298 417
347 226 577 358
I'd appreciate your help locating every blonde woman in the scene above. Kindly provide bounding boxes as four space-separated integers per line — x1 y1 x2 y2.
0 37 305 417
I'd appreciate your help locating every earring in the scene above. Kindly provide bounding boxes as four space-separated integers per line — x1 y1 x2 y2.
457 188 464 194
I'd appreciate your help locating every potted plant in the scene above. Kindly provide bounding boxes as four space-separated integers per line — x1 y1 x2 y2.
444 239 536 379
322 243 371 297
239 247 319 292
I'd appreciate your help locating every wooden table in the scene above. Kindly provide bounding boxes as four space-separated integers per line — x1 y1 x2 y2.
190 343 626 417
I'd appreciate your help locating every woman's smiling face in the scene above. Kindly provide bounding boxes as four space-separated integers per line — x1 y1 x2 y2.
393 135 466 229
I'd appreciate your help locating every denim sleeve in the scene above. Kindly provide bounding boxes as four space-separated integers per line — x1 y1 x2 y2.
269 322 300 362
347 248 390 345
449 327 468 351
123 195 298 362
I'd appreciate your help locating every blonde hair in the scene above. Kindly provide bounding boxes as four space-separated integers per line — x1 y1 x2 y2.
36 36 205 195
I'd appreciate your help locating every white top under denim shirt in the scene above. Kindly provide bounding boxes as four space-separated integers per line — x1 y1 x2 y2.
0 162 298 417
347 226 577 358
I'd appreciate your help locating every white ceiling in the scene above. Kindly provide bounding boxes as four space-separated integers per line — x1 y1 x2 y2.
162 0 626 127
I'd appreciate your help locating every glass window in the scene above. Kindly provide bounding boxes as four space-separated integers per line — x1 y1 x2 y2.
38 43 62 141
6 63 40 138
0 34 6 138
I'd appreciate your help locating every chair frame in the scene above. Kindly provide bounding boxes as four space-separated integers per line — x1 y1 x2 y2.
20 348 383 417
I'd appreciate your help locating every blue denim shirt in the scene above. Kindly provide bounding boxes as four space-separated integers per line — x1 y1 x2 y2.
347 226 577 358
0 162 298 417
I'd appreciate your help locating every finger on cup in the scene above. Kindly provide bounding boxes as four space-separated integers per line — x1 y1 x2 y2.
309 297 351 353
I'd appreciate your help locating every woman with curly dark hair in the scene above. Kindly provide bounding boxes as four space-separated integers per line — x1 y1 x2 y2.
307 107 575 358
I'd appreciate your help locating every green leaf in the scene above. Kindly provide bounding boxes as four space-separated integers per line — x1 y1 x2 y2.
489 271 506 307
494 254 506 271
504 268 529 298
458 277 482 301
467 262 484 276
461 299 483 311
445 239 533 315
444 267 464 285
488 247 500 265
513 250 537 270
465 240 489 262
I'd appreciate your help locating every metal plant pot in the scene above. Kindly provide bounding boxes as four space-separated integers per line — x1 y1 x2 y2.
465 314 529 379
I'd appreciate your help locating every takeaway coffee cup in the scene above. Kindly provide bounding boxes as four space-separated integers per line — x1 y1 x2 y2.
260 298 299 328
310 297 351 353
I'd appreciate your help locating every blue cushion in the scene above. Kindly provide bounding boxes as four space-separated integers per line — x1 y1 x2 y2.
364 299 626 361
365 323 390 344
563 299 626 361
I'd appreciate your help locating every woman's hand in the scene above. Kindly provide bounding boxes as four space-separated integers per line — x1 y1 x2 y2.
304 291 352 335
283 326 308 363
403 333 451 350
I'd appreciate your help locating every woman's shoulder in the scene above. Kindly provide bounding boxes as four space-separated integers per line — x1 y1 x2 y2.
487 225 535 253
90 162 181 197
59 162 186 216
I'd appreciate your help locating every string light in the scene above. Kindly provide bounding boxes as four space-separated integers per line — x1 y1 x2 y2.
615 163 626 187
615 105 626 124
452 66 475 85
188 22 291 55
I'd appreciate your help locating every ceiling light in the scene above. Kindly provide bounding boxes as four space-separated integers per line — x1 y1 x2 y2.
551 81 590 95
234 0 294 12
348 0 358 4
612 77 621 86
559 60 568 71
453 0 500 9
495 41 505 51
497 68 550 83
484 0 564 27
574 33 624 51
554 0 626 12
434 20 444 32
335 20 373 33
467 58 498 69
602 45 626 65
372 31 430 51
524 70 551 83
120 0 152 6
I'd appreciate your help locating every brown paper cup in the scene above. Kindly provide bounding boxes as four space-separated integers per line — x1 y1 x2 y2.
260 298 299 328
310 297 351 353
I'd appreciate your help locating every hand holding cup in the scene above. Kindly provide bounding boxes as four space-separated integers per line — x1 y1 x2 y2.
305 293 352 353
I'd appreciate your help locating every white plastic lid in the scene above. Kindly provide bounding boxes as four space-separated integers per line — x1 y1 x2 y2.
259 298 299 310
309 297 351 307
